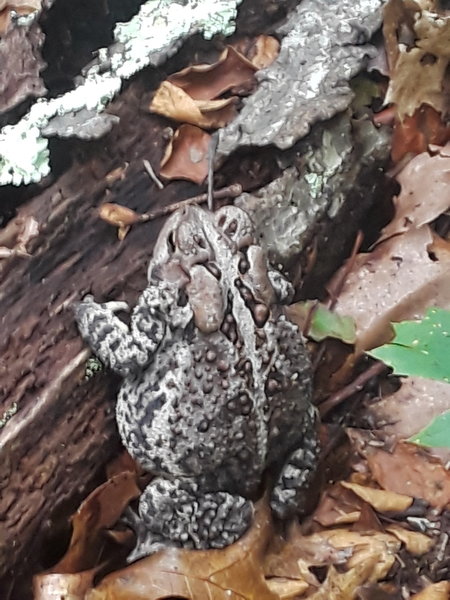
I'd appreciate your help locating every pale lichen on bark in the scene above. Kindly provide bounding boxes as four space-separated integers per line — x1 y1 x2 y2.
0 0 242 186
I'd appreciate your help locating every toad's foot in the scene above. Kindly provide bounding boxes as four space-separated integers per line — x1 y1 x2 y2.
270 411 319 519
127 478 253 562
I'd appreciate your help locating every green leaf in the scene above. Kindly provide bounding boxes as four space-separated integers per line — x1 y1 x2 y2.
368 307 450 382
409 411 450 448
289 301 356 344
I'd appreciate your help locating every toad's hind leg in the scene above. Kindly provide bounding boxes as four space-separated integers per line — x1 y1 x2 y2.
127 478 253 562
270 407 319 519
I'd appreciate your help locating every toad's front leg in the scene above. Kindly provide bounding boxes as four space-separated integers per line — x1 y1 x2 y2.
74 286 168 377
127 478 254 562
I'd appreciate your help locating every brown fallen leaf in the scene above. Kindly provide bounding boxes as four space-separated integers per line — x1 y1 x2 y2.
385 525 434 555
160 124 210 184
381 143 450 240
33 568 99 600
149 81 237 129
333 226 450 352
384 0 450 119
411 581 450 599
51 471 140 573
340 481 413 513
99 203 142 229
366 441 450 510
246 35 281 70
372 376 450 462
266 577 309 599
323 529 400 581
313 483 366 527
168 46 258 101
85 503 278 600
390 105 450 162
299 529 400 599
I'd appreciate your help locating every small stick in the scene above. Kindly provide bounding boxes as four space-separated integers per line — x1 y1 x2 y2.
207 132 219 211
318 361 386 417
143 159 164 190
139 183 243 222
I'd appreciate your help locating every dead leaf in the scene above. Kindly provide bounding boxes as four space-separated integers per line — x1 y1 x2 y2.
149 81 237 129
248 35 280 70
385 524 434 555
160 124 210 184
371 376 450 462
341 481 413 513
333 226 450 352
266 577 309 599
322 529 400 581
53 471 140 573
384 0 450 119
99 203 141 229
232 35 281 70
411 581 450 599
33 568 98 600
382 0 417 72
391 105 450 162
168 46 257 101
366 441 450 509
382 143 450 239
264 527 341 579
301 530 400 599
86 503 278 600
313 483 366 527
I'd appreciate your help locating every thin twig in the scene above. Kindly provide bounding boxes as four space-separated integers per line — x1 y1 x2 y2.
207 132 219 211
143 159 164 190
139 183 243 222
318 361 386 417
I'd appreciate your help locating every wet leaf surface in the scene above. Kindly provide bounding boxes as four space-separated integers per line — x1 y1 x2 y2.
160 124 210 184
369 307 450 381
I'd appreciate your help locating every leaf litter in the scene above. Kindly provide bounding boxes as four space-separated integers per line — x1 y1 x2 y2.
33 1 450 598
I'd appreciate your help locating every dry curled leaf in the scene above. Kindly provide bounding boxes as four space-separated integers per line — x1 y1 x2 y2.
98 203 141 229
54 471 140 573
149 81 237 129
411 581 450 599
313 482 367 527
247 35 280 70
366 441 450 510
160 124 210 184
86 503 277 600
340 481 413 513
385 525 434 555
168 46 258 101
33 471 140 598
384 0 450 119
